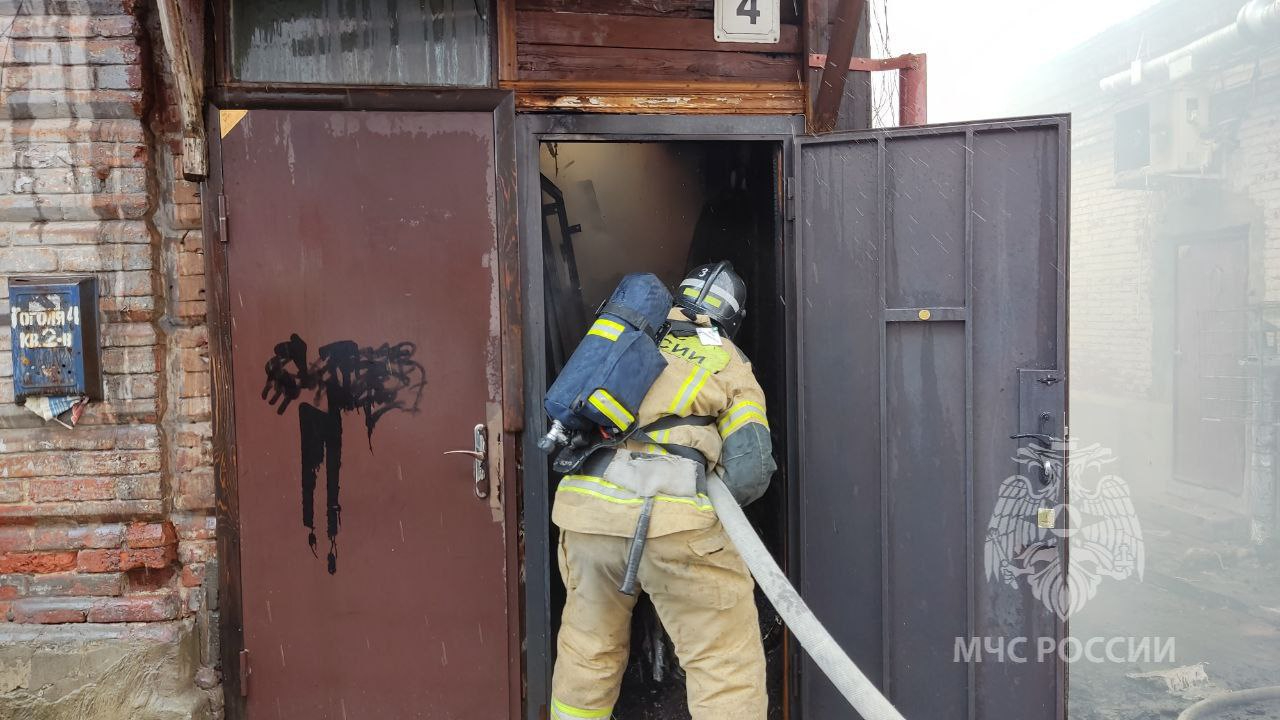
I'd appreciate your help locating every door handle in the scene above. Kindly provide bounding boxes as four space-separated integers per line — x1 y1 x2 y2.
444 423 488 499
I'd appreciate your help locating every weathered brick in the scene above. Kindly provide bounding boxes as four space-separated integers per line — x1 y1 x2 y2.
125 565 176 592
100 346 160 373
76 544 175 573
171 201 202 230
180 563 205 588
177 396 211 421
172 512 215 540
1 141 147 170
172 273 206 304
0 90 144 121
172 422 211 448
177 539 215 565
104 373 159 401
0 247 57 272
11 596 90 623
87 591 179 623
125 521 177 549
0 192 148 222
172 446 208 473
0 528 35 553
0 574 28 599
95 65 142 90
30 477 116 503
0 480 24 503
0 424 157 452
0 499 162 523
101 322 156 347
32 522 125 551
100 270 153 297
115 473 161 500
6 14 137 39
27 571 124 597
0 551 77 573
7 38 141 66
2 65 96 91
0 119 144 144
174 470 215 511
57 238 152 269
177 250 205 276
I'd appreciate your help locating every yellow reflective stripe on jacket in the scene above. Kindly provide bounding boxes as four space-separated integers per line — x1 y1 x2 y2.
718 400 768 437
557 475 712 511
551 698 612 719
643 443 670 455
667 367 711 415
588 389 634 430
647 429 672 444
586 318 625 341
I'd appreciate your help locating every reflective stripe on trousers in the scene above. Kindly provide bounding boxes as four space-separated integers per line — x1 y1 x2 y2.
551 697 612 719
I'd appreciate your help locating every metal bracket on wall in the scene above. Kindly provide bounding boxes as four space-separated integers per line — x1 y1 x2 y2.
807 52 929 127
239 649 250 697
218 194 229 243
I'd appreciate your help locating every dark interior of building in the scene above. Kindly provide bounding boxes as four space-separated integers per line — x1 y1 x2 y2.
539 140 789 718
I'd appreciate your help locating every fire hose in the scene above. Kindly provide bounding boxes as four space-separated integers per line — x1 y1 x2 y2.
1176 687 1280 719
707 474 907 720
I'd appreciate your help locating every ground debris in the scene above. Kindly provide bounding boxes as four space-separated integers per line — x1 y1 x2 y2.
1128 662 1221 700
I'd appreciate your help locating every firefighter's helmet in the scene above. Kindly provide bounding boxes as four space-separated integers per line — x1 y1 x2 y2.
676 261 747 338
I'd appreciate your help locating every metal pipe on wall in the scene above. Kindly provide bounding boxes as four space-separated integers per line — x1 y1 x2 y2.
1100 0 1280 92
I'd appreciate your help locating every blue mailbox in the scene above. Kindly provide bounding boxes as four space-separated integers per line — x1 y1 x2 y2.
8 276 102 403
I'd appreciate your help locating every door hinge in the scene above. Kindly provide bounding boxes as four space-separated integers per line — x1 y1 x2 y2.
217 193 229 243
239 649 250 696
784 175 796 221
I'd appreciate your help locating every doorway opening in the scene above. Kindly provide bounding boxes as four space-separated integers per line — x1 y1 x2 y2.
538 139 791 718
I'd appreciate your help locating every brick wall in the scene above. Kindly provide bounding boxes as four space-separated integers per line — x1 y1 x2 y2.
1007 0 1280 517
0 0 215 715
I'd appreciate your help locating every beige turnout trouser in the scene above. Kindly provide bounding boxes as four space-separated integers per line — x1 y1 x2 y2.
551 524 766 720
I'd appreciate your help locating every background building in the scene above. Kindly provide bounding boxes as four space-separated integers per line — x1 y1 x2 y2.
1003 0 1280 715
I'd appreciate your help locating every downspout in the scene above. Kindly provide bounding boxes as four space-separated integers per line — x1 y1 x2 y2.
1100 0 1280 92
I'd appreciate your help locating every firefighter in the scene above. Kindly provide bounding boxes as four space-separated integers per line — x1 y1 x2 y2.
551 261 778 720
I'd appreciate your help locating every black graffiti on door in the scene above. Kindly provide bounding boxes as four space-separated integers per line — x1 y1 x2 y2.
262 334 426 574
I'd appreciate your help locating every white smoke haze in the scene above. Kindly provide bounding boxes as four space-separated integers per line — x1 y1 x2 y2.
887 0 1280 716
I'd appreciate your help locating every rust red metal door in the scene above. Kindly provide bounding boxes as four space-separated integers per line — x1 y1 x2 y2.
219 109 510 718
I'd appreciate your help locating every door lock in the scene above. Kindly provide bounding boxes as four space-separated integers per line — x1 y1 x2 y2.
444 424 488 498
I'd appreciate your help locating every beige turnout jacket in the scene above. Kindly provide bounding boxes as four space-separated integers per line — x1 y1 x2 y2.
552 309 772 538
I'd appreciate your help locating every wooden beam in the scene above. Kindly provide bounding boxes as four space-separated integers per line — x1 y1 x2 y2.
810 0 865 133
156 0 207 179
516 11 801 54
507 79 804 113
517 43 800 83
497 0 518 82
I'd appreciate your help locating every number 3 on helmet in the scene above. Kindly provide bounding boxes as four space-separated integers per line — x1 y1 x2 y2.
677 261 748 339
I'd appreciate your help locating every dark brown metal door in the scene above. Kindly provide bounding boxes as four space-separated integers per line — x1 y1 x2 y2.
220 109 510 718
794 117 1068 719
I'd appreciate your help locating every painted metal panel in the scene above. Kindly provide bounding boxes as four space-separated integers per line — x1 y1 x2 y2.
795 117 1068 719
220 110 509 718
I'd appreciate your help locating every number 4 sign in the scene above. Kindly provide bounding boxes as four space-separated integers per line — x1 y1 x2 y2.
714 0 779 43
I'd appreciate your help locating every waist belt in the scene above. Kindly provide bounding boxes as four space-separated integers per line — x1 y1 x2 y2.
584 448 705 499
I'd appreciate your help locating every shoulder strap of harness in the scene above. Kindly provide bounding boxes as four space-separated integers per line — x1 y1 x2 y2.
599 301 660 340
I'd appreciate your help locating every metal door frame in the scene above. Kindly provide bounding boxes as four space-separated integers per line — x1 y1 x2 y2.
516 113 803 720
202 90 523 720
